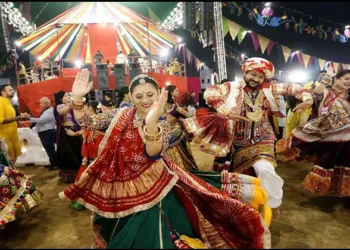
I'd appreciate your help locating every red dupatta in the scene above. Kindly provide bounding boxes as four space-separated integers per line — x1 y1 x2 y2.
60 108 179 218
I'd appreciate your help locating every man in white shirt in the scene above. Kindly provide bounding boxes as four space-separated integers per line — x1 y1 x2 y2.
116 51 126 65
30 97 58 170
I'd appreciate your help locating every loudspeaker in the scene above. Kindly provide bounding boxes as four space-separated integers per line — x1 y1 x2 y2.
0 10 10 54
96 64 109 90
183 2 196 31
129 63 141 82
199 2 214 31
200 69 213 89
113 64 126 90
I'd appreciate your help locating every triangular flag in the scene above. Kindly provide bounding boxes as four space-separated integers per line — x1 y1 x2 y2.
338 63 343 72
296 52 303 65
227 19 241 41
308 56 314 68
266 40 275 56
258 35 269 54
222 17 229 37
333 62 339 72
250 32 260 52
302 53 310 68
318 59 326 70
342 64 350 69
147 6 161 22
187 49 192 64
196 59 201 71
237 26 248 44
281 46 291 63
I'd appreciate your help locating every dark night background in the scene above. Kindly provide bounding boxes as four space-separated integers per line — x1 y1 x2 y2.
5 2 350 82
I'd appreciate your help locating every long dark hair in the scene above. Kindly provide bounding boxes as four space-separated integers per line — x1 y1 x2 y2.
166 85 177 104
53 91 66 121
87 101 102 114
116 86 130 108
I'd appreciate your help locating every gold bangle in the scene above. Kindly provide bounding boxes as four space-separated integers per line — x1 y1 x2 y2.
143 125 162 141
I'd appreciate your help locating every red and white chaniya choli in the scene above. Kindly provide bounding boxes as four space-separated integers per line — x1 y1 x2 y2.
59 107 271 249
183 80 312 209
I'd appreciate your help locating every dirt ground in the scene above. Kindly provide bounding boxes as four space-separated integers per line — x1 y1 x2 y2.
0 143 349 249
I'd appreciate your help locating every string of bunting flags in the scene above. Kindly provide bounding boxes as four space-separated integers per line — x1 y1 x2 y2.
174 45 205 71
223 2 350 44
222 17 350 72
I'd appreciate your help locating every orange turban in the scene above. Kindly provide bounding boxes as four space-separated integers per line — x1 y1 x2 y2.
242 57 275 79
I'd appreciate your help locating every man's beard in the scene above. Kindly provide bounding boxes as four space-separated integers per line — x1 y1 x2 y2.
244 77 261 89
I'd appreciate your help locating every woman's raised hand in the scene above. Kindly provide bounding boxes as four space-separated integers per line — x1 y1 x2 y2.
72 69 93 99
145 87 168 131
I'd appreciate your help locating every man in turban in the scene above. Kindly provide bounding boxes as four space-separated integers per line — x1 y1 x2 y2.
183 57 313 220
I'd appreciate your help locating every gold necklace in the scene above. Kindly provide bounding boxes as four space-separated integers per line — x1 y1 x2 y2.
244 91 264 122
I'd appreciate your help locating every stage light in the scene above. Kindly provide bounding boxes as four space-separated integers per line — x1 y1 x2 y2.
265 2 271 7
75 60 82 68
160 48 169 57
177 37 183 43
165 81 171 86
159 2 184 31
241 54 245 57
295 50 300 53
248 30 252 33
288 71 307 83
14 41 21 47
345 25 350 29
0 2 35 36
37 56 42 60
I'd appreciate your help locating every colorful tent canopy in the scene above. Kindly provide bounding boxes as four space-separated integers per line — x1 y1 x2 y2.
18 2 179 62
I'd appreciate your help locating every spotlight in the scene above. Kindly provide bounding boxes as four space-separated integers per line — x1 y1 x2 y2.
14 41 21 47
160 48 169 57
345 25 350 29
75 60 82 68
288 71 307 83
295 50 300 53
37 56 42 60
165 81 171 86
248 30 252 33
177 37 183 43
241 54 245 57
265 2 271 7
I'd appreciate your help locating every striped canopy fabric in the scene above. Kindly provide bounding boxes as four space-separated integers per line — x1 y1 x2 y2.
18 2 179 63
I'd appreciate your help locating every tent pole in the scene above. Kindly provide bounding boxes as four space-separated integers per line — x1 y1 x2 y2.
56 25 62 70
146 22 152 72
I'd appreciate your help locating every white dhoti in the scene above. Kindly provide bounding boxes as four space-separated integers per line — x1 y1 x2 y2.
252 159 284 208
